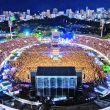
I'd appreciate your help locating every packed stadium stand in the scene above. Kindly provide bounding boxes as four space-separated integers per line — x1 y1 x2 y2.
71 34 110 59
0 36 41 64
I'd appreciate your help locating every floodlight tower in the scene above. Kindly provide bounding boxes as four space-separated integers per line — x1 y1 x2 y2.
8 20 13 40
100 19 104 37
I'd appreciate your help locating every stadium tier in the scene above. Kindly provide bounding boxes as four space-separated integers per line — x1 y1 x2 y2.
0 36 41 64
71 34 110 59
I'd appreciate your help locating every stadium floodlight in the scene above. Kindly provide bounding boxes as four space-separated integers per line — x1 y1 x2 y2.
8 20 13 40
26 32 29 36
100 19 104 37
55 29 57 32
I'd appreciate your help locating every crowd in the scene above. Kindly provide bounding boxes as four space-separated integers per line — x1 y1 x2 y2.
7 44 105 83
0 36 41 64
71 35 110 59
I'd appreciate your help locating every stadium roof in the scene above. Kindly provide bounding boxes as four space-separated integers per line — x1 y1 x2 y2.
36 66 76 76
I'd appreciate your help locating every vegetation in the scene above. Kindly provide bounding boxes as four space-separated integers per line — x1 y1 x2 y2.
2 15 110 40
17 33 25 38
105 33 110 38
6 36 17 41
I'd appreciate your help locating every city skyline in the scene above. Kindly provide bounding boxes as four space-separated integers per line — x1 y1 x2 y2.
0 0 110 14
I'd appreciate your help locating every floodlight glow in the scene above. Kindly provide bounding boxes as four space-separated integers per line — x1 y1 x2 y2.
55 29 57 32
26 32 29 36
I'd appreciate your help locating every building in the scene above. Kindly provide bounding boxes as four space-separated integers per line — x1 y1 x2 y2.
66 9 72 18
27 9 30 15
53 8 58 14
80 9 84 15
97 7 104 13
23 12 26 19
57 11 64 16
87 9 94 18
5 11 9 17
0 15 5 22
51 32 60 46
26 15 30 20
3 11 6 15
75 10 79 14
86 6 88 13
31 66 81 98
41 11 47 18
51 14 56 18
47 10 50 18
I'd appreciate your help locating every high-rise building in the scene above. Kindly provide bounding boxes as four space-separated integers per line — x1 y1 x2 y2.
47 10 50 18
23 12 26 19
87 9 94 18
37 11 40 15
97 7 104 13
5 11 9 17
84 13 87 19
41 11 47 18
66 9 70 16
80 9 84 15
107 8 110 13
57 11 64 16
66 9 72 18
51 14 56 18
53 8 58 14
27 9 30 15
26 15 30 20
3 11 6 15
75 10 79 14
86 6 88 12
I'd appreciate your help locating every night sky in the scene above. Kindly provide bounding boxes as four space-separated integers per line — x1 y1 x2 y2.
0 0 110 14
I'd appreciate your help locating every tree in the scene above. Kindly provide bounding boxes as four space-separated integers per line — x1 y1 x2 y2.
17 33 25 38
14 26 21 35
105 33 110 38
32 33 43 40
6 36 17 41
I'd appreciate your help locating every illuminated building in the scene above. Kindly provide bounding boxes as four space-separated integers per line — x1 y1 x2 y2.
87 9 94 18
47 10 50 18
27 9 30 15
3 11 6 15
66 9 72 17
41 11 47 18
57 11 64 16
0 15 5 22
86 6 88 13
51 14 55 18
26 15 30 20
53 8 58 14
23 12 26 19
80 9 84 15
51 31 60 46
97 7 104 13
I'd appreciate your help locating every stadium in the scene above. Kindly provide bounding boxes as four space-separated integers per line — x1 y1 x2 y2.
1 34 108 83
0 33 110 109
